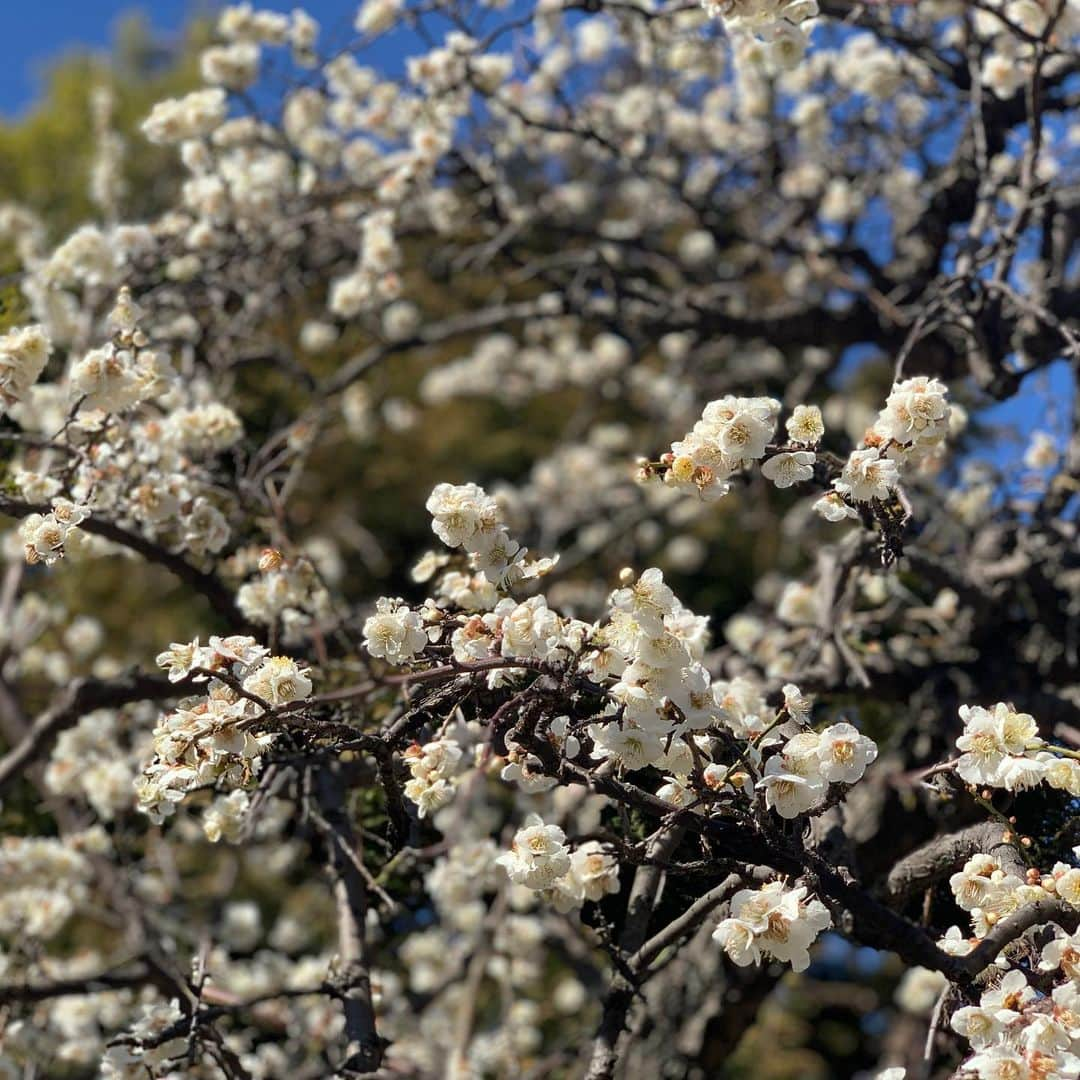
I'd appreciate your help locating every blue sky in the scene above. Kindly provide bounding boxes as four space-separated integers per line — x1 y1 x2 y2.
1 2 188 115
0 2 362 117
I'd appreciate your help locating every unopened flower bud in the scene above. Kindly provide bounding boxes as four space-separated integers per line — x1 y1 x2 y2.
259 548 284 572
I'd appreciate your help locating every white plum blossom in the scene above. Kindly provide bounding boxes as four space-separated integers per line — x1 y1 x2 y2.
424 481 554 585
776 581 819 626
955 703 1044 789
356 0 403 35
874 376 950 449
761 450 815 489
713 881 831 973
950 1004 1008 1051
363 598 429 663
756 724 878 815
942 970 1080 1080
165 403 244 454
813 491 860 522
815 723 878 784
0 324 51 409
496 815 572 890
782 683 813 726
834 449 900 503
20 498 90 566
547 842 621 911
658 395 780 499
610 567 677 636
403 738 463 818
786 404 824 445
142 88 228 143
203 789 251 843
1025 430 1059 470
201 42 260 89
69 345 150 413
242 656 313 705
758 759 826 818
1040 927 1080 983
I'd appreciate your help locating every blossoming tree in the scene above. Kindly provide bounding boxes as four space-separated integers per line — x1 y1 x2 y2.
1 1 1079 1078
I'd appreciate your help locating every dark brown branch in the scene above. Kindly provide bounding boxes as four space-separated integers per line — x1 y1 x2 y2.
545 753 964 981
0 495 249 631
631 873 743 973
0 671 192 796
585 826 684 1080
955 900 1080 978
312 763 384 1075
0 967 151 1004
881 823 1028 907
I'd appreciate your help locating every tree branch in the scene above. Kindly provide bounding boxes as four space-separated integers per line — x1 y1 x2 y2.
312 762 383 1075
956 900 1080 978
0 671 191 796
881 823 1028 908
0 495 249 631
585 826 684 1080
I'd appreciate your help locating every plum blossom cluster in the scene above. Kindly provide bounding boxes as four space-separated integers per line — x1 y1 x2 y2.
546 840 622 913
955 702 1080 794
328 209 403 319
649 380 951 522
44 709 139 821
0 324 51 409
99 999 187 1080
496 815 572 890
141 88 228 144
403 737 464 818
394 830 599 1075
651 395 784 501
816 376 952 521
701 1 819 71
363 597 431 663
583 566 723 770
496 815 621 913
757 720 879 818
712 880 832 973
2 975 139 1074
426 481 557 586
947 944 1080 1079
235 548 332 639
7 288 243 564
202 788 252 844
0 834 96 943
950 850 1080 945
367 483 882 835
974 0 1080 100
419 325 634 408
137 636 312 821
19 498 91 566
69 287 167 414
360 479 883 992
